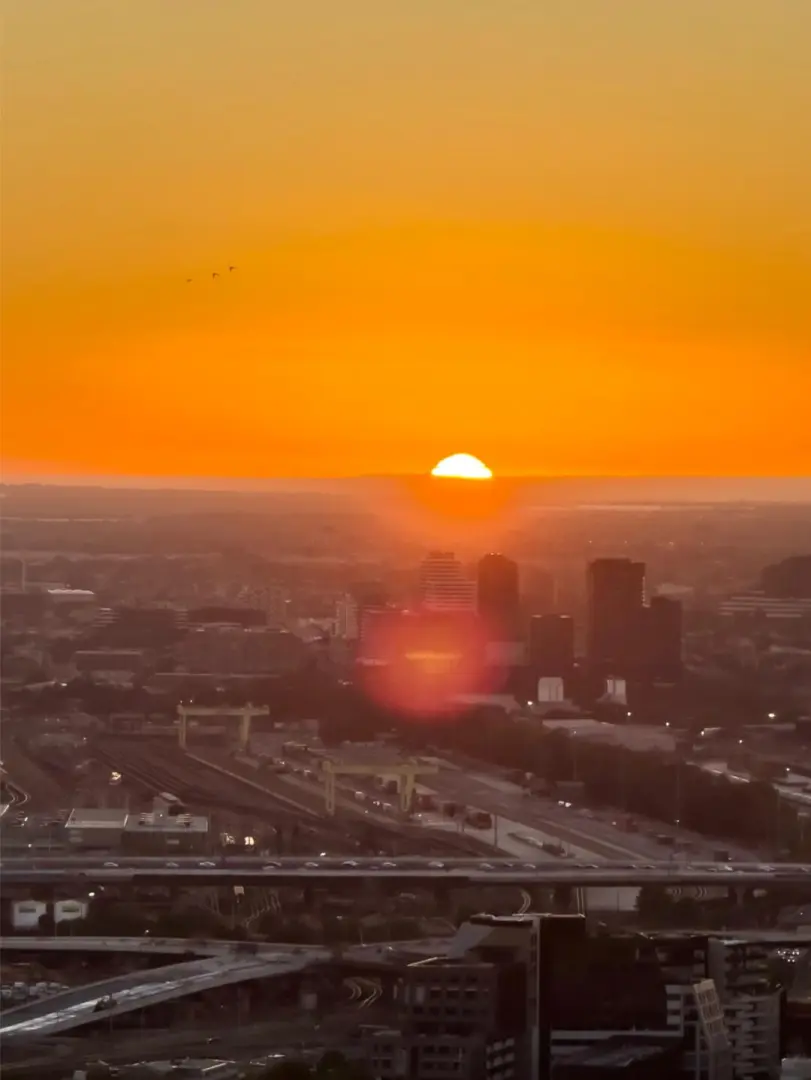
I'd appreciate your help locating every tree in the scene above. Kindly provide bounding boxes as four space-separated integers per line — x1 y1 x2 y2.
258 1063 313 1080
316 1051 348 1075
316 1053 374 1080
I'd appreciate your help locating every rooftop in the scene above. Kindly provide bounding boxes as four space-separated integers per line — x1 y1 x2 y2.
123 811 209 834
65 808 129 830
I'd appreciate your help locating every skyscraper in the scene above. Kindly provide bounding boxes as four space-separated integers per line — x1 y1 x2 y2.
586 558 646 676
643 595 683 682
529 614 575 679
477 552 521 639
419 552 476 613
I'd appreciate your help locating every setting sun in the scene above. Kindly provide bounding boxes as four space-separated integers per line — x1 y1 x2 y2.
431 454 493 480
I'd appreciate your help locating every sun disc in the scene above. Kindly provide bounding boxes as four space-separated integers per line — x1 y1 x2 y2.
431 453 492 480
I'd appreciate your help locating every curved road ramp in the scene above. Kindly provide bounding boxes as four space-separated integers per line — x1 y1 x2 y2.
1 951 328 1038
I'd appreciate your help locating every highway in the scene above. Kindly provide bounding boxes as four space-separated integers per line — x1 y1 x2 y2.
247 745 762 906
1 855 809 886
4 924 810 1039
1 951 327 1036
414 767 758 863
0 936 329 957
3 929 810 956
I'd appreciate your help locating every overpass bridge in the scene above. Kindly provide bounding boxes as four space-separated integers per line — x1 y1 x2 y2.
1 855 810 888
3 927 810 1038
1 951 329 1038
3 929 809 961
0 936 327 958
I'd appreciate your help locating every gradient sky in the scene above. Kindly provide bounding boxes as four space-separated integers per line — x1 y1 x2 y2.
3 0 810 480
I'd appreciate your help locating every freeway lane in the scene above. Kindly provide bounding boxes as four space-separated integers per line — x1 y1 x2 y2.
1 856 810 886
420 770 757 863
421 772 645 860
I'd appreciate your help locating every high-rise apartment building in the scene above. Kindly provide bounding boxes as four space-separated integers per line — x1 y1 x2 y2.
334 595 359 640
419 552 476 613
477 553 521 639
586 559 646 677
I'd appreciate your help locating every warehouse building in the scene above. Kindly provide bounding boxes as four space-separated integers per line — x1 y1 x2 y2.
122 808 209 855
64 808 129 849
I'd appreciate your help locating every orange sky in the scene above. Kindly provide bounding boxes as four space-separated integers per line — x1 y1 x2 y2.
3 0 810 480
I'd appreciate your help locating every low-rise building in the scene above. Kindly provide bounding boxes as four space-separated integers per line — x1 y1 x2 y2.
122 808 209 855
64 808 129 849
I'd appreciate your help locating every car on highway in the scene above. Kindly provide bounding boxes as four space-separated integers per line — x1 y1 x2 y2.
304 861 320 869
428 860 445 869
199 861 216 868
103 861 118 868
166 862 179 868
263 862 281 870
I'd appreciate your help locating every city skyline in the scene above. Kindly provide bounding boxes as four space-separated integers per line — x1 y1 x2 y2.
3 1 811 481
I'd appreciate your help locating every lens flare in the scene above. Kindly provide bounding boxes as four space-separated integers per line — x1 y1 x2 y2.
357 610 503 719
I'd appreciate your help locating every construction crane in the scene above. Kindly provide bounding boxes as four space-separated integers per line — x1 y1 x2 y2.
320 758 439 816
176 703 269 751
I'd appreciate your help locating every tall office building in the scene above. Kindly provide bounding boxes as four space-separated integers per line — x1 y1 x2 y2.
477 553 521 639
644 595 683 682
586 559 646 677
419 552 476 613
528 614 575 679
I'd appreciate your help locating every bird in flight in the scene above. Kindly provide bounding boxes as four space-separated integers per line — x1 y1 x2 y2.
186 278 193 284
212 272 220 281
228 265 237 272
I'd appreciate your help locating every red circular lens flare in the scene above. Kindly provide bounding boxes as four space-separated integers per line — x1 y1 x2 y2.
357 610 501 720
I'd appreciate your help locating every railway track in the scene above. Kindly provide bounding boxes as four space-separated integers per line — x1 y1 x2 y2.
93 739 497 858
93 740 346 840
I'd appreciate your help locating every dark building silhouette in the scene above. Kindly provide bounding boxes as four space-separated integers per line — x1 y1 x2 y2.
761 555 811 599
94 604 187 648
187 605 267 628
529 614 575 679
643 596 683 682
477 553 521 639
586 559 646 676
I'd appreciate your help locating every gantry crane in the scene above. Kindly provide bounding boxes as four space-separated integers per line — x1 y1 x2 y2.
320 758 439 815
176 703 269 751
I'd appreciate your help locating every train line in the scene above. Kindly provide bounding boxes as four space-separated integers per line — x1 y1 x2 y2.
92 740 499 858
94 740 320 826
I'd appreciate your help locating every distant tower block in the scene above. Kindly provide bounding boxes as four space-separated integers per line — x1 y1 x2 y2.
603 677 628 706
537 677 565 704
176 703 269 751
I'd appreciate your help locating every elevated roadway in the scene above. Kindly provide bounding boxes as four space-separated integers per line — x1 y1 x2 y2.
1 855 810 887
4 924 810 1039
0 936 327 957
4 928 809 961
1 951 329 1037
